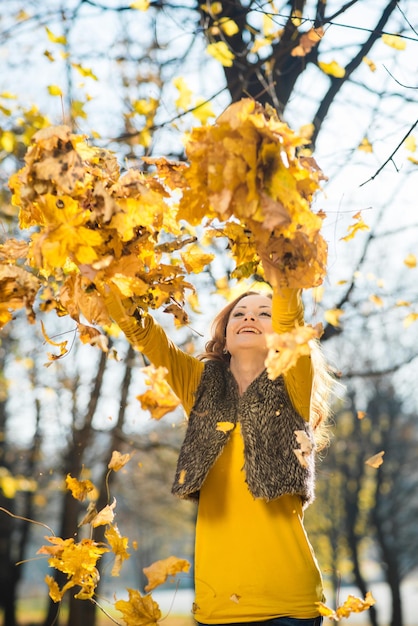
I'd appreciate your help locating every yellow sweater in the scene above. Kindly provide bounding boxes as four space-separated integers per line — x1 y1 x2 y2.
106 290 324 622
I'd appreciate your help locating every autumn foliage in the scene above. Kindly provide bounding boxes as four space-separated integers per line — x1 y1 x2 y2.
2 100 327 363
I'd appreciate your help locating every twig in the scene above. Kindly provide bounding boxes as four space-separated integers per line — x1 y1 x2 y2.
359 118 418 187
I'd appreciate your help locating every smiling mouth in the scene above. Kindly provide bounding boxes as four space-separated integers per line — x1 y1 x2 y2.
238 327 261 334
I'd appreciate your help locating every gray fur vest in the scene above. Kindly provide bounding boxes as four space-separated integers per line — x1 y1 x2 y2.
172 360 315 505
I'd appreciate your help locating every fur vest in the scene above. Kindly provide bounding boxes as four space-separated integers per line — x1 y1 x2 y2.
172 360 315 505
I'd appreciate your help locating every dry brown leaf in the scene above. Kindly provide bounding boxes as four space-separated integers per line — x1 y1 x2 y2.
365 451 385 468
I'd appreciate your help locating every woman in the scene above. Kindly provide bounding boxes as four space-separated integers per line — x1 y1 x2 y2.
103 271 332 626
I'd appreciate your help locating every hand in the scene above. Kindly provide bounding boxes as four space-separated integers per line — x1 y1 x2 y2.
258 248 286 290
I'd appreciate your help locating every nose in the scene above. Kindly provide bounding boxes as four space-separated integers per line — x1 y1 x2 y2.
244 311 256 320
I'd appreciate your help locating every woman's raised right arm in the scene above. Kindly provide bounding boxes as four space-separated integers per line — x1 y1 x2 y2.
104 291 204 414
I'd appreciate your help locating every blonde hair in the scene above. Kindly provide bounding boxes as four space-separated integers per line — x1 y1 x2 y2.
199 291 335 450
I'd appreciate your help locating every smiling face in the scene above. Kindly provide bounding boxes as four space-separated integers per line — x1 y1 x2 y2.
225 294 273 357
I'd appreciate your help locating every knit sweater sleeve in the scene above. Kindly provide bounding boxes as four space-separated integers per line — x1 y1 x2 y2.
272 288 312 422
104 292 204 415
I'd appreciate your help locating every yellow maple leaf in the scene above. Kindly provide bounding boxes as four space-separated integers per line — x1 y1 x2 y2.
105 524 130 576
45 27 67 45
404 135 416 152
115 588 161 626
357 411 367 420
404 312 418 328
365 451 385 468
340 211 370 241
47 84 63 97
137 365 180 420
45 575 62 602
362 56 377 71
108 450 134 471
358 137 373 152
317 591 375 620
404 253 416 268
206 41 235 66
143 555 190 592
130 0 150 9
324 308 344 327
173 77 193 111
369 294 384 307
30 194 102 271
71 62 98 81
65 474 95 501
382 33 406 50
180 243 214 273
265 324 323 379
192 97 216 124
219 17 239 36
318 60 346 78
38 537 108 600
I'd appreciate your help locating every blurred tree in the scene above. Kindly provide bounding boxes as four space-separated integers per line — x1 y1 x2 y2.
306 381 418 626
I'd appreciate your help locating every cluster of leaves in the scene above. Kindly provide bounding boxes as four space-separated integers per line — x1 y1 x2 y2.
38 451 189 625
317 590 375 621
150 99 327 287
1 99 327 365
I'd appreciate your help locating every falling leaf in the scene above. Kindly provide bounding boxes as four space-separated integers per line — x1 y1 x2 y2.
340 211 370 241
317 591 376 620
358 137 373 152
38 537 108 601
143 555 190 592
318 60 346 78
115 588 161 626
47 85 63 97
369 294 384 307
381 34 406 50
180 243 214 273
65 474 95 501
404 312 418 328
206 41 235 67
71 63 98 81
365 451 385 468
131 0 150 8
404 136 416 152
137 365 181 420
230 593 241 603
404 253 416 268
192 98 216 124
105 524 130 576
108 450 134 471
218 17 239 36
362 56 376 71
178 469 187 485
265 324 323 379
173 77 193 111
324 308 344 327
293 430 313 468
291 27 324 57
45 27 67 45
357 411 366 420
216 421 235 433
91 498 117 527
